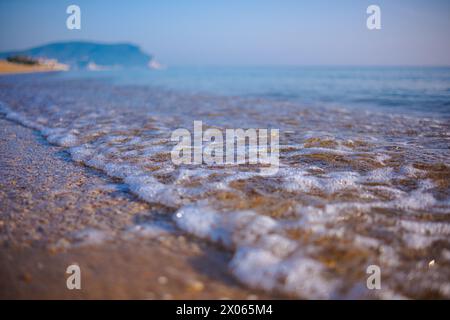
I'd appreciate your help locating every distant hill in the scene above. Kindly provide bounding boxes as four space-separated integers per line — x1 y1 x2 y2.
0 41 153 70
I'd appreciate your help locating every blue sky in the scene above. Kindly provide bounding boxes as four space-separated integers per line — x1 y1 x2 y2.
0 0 449 66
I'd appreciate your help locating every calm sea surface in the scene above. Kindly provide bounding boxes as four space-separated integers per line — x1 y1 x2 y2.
63 66 450 116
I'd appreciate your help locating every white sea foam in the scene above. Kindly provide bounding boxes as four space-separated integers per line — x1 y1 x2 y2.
282 168 359 193
69 145 94 162
231 248 338 299
393 191 436 211
174 204 336 298
72 228 111 246
364 167 394 183
174 205 231 245
400 220 450 236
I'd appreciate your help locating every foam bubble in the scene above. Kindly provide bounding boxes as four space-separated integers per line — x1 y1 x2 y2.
125 174 180 207
231 248 338 299
72 228 111 246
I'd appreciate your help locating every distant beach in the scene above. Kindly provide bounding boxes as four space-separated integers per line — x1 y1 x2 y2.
0 60 66 75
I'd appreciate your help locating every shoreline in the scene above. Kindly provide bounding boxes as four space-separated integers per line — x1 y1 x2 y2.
0 117 270 299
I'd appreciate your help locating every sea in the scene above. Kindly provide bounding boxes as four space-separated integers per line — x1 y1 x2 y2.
1 66 449 298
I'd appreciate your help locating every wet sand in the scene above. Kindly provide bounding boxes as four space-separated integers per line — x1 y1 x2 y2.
0 118 269 299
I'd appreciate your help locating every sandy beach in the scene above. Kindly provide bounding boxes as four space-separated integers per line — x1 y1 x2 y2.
0 118 270 299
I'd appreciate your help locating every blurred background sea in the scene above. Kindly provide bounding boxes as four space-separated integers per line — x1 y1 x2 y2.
60 66 450 117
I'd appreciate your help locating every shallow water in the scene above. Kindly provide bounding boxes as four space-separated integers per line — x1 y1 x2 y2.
0 68 449 299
